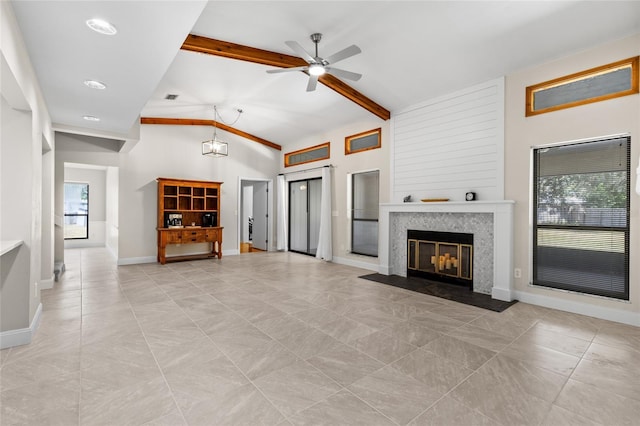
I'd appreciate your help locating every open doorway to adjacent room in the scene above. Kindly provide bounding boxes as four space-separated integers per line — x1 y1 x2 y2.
238 178 273 254
63 163 119 258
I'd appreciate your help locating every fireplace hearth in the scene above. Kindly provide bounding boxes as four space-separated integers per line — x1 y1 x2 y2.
407 230 473 288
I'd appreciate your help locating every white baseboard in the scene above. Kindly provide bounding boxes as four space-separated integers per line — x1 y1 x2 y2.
514 290 640 327
332 256 379 272
0 303 42 349
117 251 239 265
492 287 513 302
40 274 55 290
117 256 157 266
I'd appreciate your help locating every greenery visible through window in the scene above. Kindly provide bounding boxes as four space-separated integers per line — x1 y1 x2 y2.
64 182 89 239
533 136 630 299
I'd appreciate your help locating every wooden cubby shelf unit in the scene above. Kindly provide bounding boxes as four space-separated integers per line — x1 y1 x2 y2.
156 178 223 264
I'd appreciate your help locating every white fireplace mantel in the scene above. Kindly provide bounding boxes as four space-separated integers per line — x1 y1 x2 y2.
378 200 516 301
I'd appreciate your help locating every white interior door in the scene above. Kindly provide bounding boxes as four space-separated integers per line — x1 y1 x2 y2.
252 181 268 250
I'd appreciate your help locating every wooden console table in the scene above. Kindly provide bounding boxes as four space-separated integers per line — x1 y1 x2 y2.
157 226 223 264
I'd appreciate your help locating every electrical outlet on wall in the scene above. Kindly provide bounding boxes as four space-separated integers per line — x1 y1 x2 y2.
514 268 522 279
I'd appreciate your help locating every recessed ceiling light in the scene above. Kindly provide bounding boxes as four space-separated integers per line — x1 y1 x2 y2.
86 18 117 35
84 80 107 90
83 115 101 122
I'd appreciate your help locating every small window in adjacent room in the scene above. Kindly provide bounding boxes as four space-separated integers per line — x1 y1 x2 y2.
285 142 330 167
532 135 630 300
64 182 89 239
351 170 379 257
345 128 381 155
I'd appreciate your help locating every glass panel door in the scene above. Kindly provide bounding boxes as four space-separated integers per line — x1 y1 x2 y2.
289 178 321 256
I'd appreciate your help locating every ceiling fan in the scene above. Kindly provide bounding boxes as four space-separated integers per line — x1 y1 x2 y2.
267 33 362 92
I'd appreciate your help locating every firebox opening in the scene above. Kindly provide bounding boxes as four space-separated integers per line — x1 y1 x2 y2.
407 230 473 288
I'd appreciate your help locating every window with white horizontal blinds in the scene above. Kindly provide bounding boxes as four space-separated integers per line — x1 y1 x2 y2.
532 136 630 300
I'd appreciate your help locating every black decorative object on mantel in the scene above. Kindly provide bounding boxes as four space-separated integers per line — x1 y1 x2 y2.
403 195 412 202
465 191 476 201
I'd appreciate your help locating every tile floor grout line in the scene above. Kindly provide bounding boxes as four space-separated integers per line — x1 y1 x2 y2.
17 248 640 425
184 295 302 423
122 269 191 426
405 319 543 426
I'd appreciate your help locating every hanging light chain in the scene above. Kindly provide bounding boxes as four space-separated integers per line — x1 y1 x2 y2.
214 105 243 127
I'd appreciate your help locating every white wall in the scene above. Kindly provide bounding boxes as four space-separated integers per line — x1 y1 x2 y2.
118 123 280 263
1 1 54 346
63 166 107 248
40 146 54 288
392 78 505 203
505 34 640 325
1 95 33 333
106 166 119 259
280 117 390 270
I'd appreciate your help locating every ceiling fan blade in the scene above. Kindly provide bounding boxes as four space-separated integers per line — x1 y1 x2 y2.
326 67 362 81
306 75 319 92
323 44 361 65
266 65 309 74
285 40 315 63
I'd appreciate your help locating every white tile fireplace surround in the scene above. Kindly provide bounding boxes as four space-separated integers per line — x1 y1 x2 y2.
378 201 515 301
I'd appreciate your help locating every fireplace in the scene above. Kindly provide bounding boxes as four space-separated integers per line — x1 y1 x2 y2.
378 201 515 301
407 230 473 288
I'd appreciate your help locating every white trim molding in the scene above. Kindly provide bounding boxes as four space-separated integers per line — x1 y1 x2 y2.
332 256 379 272
0 303 42 349
514 289 640 327
39 274 55 290
117 256 157 266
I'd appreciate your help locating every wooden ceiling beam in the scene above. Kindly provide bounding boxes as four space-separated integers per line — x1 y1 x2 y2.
140 117 282 151
181 34 391 121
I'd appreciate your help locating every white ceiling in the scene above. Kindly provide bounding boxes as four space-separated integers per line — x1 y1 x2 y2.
9 1 640 148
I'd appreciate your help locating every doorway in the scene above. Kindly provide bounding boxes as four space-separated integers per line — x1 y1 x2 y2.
288 178 322 256
239 178 272 254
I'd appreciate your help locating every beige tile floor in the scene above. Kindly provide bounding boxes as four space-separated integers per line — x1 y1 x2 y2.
2 247 640 425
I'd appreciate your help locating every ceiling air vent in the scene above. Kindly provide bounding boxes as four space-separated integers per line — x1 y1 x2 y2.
164 94 179 100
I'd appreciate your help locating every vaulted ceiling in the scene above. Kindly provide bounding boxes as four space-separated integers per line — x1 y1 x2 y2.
9 1 640 149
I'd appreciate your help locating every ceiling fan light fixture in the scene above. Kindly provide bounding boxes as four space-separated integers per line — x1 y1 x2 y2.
86 18 117 35
308 63 326 76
